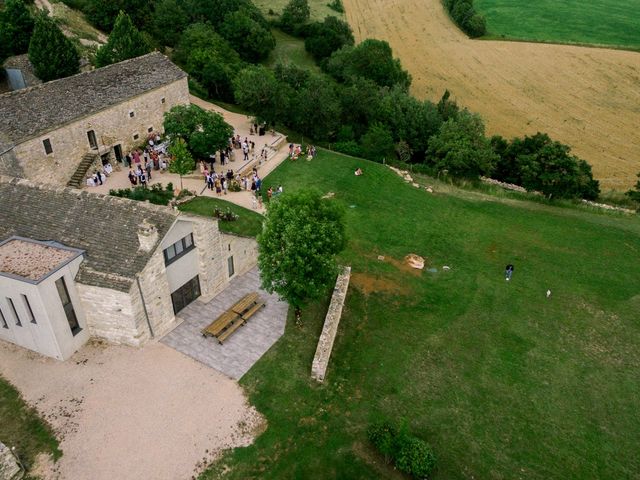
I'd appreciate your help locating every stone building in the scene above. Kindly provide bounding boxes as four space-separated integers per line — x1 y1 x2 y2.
0 52 189 188
0 176 257 360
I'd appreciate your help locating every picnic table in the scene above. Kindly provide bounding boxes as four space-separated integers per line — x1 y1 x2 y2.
201 292 265 344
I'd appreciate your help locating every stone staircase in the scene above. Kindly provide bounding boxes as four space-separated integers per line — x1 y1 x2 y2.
67 153 98 188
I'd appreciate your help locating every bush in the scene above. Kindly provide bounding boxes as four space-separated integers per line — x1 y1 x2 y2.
327 0 344 13
109 183 175 205
333 140 362 157
367 421 437 479
304 16 354 61
443 0 486 38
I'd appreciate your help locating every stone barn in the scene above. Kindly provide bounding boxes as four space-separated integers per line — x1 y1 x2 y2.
0 176 257 360
0 52 189 188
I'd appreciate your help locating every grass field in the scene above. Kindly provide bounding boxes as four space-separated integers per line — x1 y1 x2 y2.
342 0 640 190
0 376 61 472
476 0 640 49
264 29 320 71
202 150 640 479
178 197 264 237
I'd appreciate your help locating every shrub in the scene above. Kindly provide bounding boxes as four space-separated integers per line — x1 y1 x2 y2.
327 0 344 13
214 207 239 221
333 141 362 157
109 183 175 205
367 420 437 479
443 0 486 38
305 16 354 61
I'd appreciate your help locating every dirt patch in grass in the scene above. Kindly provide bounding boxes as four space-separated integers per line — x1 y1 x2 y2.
343 0 640 189
351 272 404 295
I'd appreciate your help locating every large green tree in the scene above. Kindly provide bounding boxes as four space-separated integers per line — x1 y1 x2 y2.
233 65 289 125
149 0 189 47
163 104 233 159
325 39 411 90
305 16 354 61
426 109 498 179
95 11 152 67
258 189 346 320
28 14 80 82
291 73 342 141
219 8 275 62
84 0 153 31
0 0 34 57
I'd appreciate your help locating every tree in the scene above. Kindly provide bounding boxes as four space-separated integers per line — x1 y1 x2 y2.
163 104 233 159
626 172 640 208
360 122 394 162
0 0 35 56
426 109 498 178
325 39 411 90
220 8 275 62
291 73 342 141
28 14 80 82
84 0 153 31
279 0 310 33
233 65 289 125
168 138 194 190
149 0 189 47
95 11 152 67
173 23 243 102
304 16 354 61
258 189 346 320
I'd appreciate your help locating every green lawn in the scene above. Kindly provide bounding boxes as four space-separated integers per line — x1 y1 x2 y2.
202 150 640 479
178 197 264 237
475 0 640 49
264 29 320 71
0 376 61 472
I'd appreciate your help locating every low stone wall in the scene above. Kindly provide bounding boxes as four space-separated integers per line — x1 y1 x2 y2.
0 441 22 480
311 266 351 383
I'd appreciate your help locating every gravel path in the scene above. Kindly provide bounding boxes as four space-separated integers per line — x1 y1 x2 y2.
0 341 263 480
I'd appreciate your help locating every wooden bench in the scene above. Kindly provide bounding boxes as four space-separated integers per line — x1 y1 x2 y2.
202 310 239 338
217 317 245 344
231 292 259 315
241 302 265 321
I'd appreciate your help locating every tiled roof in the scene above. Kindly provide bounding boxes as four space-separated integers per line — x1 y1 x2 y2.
0 176 179 292
0 52 186 149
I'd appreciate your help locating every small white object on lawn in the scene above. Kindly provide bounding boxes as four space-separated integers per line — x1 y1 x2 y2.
546 289 551 298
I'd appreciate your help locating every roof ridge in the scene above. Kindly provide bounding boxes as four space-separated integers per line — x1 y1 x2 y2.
0 52 167 101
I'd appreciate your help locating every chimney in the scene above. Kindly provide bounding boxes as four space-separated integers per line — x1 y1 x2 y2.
137 219 158 252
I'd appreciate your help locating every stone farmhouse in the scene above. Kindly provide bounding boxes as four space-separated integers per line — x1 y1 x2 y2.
0 52 189 188
0 176 257 360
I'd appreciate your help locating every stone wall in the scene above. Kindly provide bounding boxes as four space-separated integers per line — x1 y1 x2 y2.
0 441 22 480
7 77 189 186
77 282 148 346
311 266 351 383
190 216 227 303
221 233 258 281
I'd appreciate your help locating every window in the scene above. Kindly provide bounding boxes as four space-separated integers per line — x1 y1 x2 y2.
163 233 195 266
22 294 36 324
228 243 231 251
133 133 139 140
147 126 153 133
43 138 53 155
227 256 235 277
55 277 81 336
129 110 135 118
7 298 20 326
87 130 98 150
161 97 166 104
0 308 7 329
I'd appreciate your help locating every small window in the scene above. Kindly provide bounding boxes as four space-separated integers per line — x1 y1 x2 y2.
227 256 235 277
133 133 139 140
7 298 20 326
161 97 166 104
129 111 135 118
163 234 196 266
165 244 176 260
43 138 53 155
175 240 184 255
56 277 81 336
228 243 231 251
0 308 7 329
184 234 193 249
147 126 153 133
22 294 36 324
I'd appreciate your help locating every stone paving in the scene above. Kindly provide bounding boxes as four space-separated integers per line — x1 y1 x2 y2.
161 267 288 379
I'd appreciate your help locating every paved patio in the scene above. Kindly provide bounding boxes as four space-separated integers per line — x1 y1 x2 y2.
161 267 289 379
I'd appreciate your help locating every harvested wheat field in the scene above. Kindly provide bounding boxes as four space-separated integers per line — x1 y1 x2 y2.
343 0 640 190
